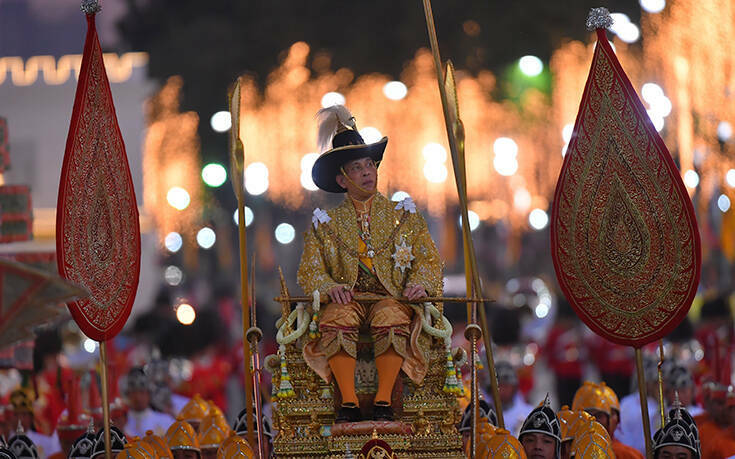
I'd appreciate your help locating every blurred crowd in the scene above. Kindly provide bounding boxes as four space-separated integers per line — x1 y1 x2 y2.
0 289 732 458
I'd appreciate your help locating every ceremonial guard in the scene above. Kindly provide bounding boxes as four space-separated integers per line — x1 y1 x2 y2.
491 361 533 436
652 407 700 459
90 426 126 459
618 358 662 455
216 434 254 459
298 105 443 422
458 399 497 452
8 388 60 459
68 424 96 459
663 365 703 417
694 381 727 458
52 412 89 459
165 420 200 459
232 407 272 458
196 413 230 459
557 406 595 458
476 428 527 459
143 429 173 458
599 382 644 459
176 396 209 433
7 425 39 459
569 419 615 458
518 397 561 459
123 368 175 438
572 381 643 458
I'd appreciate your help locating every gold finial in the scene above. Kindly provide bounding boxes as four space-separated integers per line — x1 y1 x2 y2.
278 266 288 296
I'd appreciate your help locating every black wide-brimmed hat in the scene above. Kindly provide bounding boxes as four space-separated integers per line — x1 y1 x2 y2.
311 105 387 193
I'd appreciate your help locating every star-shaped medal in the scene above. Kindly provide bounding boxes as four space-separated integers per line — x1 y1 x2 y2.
391 237 415 273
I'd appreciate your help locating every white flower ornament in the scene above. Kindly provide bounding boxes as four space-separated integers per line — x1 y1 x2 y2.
312 208 331 228
395 196 416 213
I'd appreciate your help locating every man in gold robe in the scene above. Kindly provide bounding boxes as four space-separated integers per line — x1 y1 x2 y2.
298 105 443 422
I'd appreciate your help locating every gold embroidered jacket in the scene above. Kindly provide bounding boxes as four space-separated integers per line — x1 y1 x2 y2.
297 193 443 299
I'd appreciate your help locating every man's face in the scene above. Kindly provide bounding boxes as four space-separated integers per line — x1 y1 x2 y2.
200 447 217 459
498 383 516 407
585 409 610 431
520 432 556 459
608 410 620 436
657 445 692 459
335 157 377 199
127 389 150 412
172 449 199 459
560 439 572 459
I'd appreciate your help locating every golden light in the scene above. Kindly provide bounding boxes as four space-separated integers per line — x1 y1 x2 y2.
176 303 196 325
166 186 190 210
383 81 408 100
245 162 269 195
143 76 202 264
231 41 561 222
142 1 735 244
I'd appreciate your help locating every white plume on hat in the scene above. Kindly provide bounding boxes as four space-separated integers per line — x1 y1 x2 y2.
316 105 356 154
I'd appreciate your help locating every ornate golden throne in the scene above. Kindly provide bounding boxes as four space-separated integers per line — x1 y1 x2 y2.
265 276 466 458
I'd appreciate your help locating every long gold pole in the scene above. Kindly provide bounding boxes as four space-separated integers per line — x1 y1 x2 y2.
274 295 489 303
657 341 665 428
229 79 255 450
635 348 653 459
250 257 265 458
99 342 112 459
420 0 504 430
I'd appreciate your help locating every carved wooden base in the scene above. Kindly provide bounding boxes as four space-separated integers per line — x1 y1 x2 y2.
269 334 464 458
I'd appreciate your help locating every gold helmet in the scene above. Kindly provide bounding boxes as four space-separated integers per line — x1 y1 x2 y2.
198 414 231 450
598 383 620 413
477 428 528 459
558 405 576 442
114 443 150 459
465 418 497 457
132 437 160 459
144 430 173 458
477 417 496 436
570 420 614 458
216 435 255 459
165 421 200 453
9 387 34 413
572 382 611 415
559 408 595 442
178 395 209 425
206 401 224 418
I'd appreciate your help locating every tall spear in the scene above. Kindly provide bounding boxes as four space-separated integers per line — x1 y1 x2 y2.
249 256 266 457
228 78 256 450
421 0 505 441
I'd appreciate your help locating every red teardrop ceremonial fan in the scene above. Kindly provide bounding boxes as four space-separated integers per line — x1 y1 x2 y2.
550 9 701 349
56 1 140 342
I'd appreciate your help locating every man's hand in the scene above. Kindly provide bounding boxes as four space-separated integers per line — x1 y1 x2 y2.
402 284 427 301
328 285 354 305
